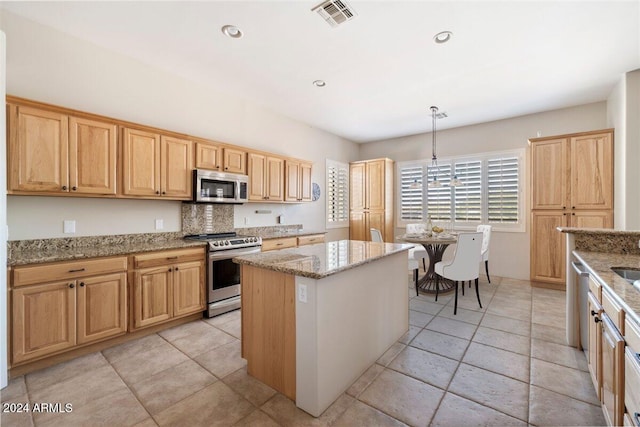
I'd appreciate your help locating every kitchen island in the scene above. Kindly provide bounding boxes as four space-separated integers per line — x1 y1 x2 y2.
233 240 412 417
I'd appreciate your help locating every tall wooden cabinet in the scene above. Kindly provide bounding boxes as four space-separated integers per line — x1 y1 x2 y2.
349 158 395 242
529 129 613 285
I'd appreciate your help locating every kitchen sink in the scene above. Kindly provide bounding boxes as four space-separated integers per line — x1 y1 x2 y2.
611 267 640 283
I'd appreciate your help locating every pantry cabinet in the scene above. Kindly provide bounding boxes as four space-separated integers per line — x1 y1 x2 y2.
285 159 313 202
248 152 284 202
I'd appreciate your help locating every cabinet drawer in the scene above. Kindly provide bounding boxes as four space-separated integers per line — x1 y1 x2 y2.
589 276 602 302
625 347 640 422
13 256 127 287
133 248 204 269
626 318 640 354
602 289 625 334
297 234 325 246
261 237 297 252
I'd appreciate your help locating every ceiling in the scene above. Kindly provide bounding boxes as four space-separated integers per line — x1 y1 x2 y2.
1 1 639 143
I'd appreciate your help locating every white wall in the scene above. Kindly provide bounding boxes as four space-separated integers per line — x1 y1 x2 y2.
1 11 359 241
359 102 608 280
608 76 627 228
1 30 8 389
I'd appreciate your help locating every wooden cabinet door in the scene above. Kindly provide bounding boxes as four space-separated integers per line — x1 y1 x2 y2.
173 261 204 317
9 105 69 192
223 147 247 174
350 162 366 211
530 211 566 284
571 211 613 229
300 162 313 202
531 138 568 210
266 156 284 201
12 281 76 364
160 136 192 199
133 266 172 329
122 128 161 196
248 152 266 201
195 141 222 170
285 160 300 202
601 315 625 426
76 273 127 345
368 210 386 241
349 211 368 241
588 292 603 399
69 116 117 195
570 132 613 210
366 159 386 210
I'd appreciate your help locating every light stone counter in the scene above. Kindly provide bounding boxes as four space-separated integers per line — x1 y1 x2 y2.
233 240 413 279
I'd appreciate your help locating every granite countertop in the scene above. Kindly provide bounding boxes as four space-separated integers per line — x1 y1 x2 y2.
573 250 640 324
248 230 327 240
559 227 640 236
233 240 413 279
9 239 207 266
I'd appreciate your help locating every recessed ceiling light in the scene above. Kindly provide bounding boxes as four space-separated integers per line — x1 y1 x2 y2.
433 31 452 44
313 80 326 87
222 25 243 39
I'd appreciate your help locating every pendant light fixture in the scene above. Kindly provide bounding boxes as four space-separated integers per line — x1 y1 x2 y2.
428 106 441 188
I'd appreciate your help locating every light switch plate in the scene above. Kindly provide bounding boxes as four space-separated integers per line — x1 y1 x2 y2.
298 283 308 303
63 220 76 234
155 219 164 230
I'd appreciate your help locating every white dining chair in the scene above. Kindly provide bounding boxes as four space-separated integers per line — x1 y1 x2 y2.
434 232 483 315
372 228 420 296
406 223 428 272
477 224 492 283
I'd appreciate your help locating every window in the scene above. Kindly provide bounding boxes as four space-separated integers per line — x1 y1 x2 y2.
326 159 349 228
397 149 524 231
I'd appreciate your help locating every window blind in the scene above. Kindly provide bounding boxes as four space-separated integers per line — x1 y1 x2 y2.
487 156 519 223
454 160 482 222
426 164 451 221
399 164 424 221
326 160 349 226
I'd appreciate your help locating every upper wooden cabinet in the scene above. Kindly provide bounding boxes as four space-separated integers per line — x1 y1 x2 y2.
531 138 568 210
195 140 246 174
121 127 192 199
285 159 312 202
248 152 284 202
8 103 117 195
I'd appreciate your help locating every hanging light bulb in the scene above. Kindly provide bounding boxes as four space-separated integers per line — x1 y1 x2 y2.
428 106 441 188
450 174 464 187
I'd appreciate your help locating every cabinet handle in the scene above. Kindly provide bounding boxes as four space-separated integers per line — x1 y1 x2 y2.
72 186 77 191
590 310 598 316
562 206 566 210
572 213 575 216
68 268 86 273
62 185 67 190
563 213 567 216
594 317 602 323
79 282 85 287
572 206 575 209
156 191 160 195
225 167 228 170
162 191 166 195
175 267 179 271
69 283 75 288
166 256 178 260
276 243 283 246
168 268 173 272
216 165 220 169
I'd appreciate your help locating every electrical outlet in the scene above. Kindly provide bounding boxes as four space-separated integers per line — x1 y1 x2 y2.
298 283 308 303
155 219 164 230
63 220 76 234
244 217 249 225
638 239 640 249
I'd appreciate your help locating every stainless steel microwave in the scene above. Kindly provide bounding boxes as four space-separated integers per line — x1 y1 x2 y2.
193 169 248 204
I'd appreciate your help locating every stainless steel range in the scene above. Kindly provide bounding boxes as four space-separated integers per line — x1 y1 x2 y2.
185 232 262 317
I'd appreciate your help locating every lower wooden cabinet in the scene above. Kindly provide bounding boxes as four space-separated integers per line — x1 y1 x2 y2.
601 314 625 427
132 248 205 330
77 273 127 345
588 291 603 399
261 234 326 251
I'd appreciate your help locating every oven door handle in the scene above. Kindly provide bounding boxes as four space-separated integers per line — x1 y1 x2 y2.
209 246 262 260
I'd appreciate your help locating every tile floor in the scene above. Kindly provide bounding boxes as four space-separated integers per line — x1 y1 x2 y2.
1 274 606 426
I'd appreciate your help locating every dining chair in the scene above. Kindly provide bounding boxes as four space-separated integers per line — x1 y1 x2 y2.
372 228 420 296
434 232 483 315
406 223 428 272
477 224 492 283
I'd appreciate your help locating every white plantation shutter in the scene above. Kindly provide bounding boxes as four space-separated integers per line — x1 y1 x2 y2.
426 164 451 221
326 160 349 227
487 156 519 223
399 164 424 221
453 160 482 222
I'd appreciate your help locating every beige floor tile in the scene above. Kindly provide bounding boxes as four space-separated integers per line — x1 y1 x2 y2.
409 299 444 315
462 342 530 382
416 293 453 306
447 294 488 312
480 313 531 336
531 309 565 328
388 345 458 389
411 329 470 361
431 392 527 427
261 393 354 426
426 316 477 340
490 295 532 310
217 317 242 339
530 358 599 405
102 334 166 364
377 342 406 366
531 338 588 371
155 382 254 427
333 400 407 427
409 310 433 327
233 409 280 427
195 340 247 379
111 340 190 385
133 418 158 427
359 369 444 426
398 325 422 344
531 323 567 345
203 309 241 327
529 385 606 426
131 360 217 414
472 326 531 356
163 323 237 358
1 375 27 402
438 306 484 325
26 352 110 391
222 367 278 407
158 319 214 342
486 303 531 322
346 364 384 398
449 364 529 421
0 394 34 427
38 388 148 427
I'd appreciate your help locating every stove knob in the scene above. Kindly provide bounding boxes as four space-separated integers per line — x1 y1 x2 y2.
213 241 219 246
225 240 230 246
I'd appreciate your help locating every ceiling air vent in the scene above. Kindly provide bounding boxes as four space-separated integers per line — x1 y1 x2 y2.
312 0 357 27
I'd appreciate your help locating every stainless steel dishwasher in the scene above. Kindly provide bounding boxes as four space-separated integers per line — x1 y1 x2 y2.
571 261 590 355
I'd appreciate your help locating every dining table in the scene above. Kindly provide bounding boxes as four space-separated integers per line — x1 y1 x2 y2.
399 232 458 294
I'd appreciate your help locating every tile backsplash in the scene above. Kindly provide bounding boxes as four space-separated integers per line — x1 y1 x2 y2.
181 203 234 235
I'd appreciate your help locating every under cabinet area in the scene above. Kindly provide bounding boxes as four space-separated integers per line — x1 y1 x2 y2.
131 248 205 330
11 256 128 364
